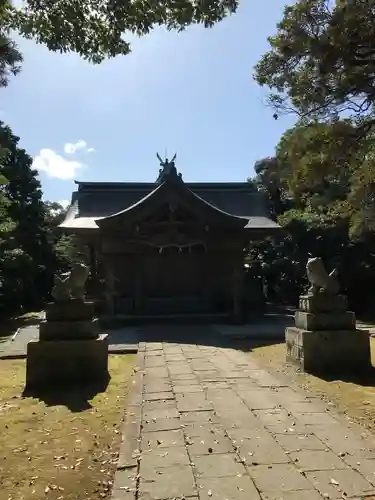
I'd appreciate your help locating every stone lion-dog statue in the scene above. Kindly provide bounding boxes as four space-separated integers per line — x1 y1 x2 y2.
52 262 89 302
306 257 339 295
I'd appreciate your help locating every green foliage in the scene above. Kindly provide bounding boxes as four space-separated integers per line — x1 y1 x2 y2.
4 0 238 63
254 0 375 235
0 31 22 87
251 156 291 218
43 201 82 273
0 1 23 87
248 119 375 314
0 121 57 314
254 0 375 122
54 234 82 270
277 121 355 200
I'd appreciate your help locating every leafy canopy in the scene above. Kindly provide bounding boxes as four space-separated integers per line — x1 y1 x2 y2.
0 120 56 312
254 0 375 234
0 1 22 87
254 0 375 124
248 121 375 311
4 0 238 63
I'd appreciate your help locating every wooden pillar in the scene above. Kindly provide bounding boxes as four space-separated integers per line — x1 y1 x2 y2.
232 257 245 323
103 259 117 317
203 250 214 311
134 251 142 314
85 243 99 296
88 243 100 286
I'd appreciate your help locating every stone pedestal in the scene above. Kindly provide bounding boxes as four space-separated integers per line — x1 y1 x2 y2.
41 300 98 340
286 293 372 374
370 334 375 368
25 299 109 389
286 327 370 373
39 318 99 340
298 294 347 313
26 335 109 388
294 310 355 331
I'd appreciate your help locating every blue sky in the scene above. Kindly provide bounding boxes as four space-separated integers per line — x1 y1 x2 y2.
3 0 295 205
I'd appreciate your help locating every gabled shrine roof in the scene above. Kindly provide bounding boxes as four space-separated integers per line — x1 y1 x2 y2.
60 178 280 232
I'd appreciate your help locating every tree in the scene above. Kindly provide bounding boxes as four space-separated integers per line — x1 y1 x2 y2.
254 0 375 125
248 121 375 313
43 201 68 228
251 156 291 218
0 1 22 87
4 0 238 63
0 30 22 87
0 121 56 313
43 201 81 273
277 121 355 207
254 0 375 234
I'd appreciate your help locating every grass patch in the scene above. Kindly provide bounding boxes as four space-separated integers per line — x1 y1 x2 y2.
0 354 135 499
249 342 375 438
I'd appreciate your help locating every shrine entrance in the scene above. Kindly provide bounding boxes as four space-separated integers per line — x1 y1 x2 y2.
137 243 209 314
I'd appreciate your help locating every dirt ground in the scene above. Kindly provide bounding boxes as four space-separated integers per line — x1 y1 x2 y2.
0 354 135 500
250 341 375 438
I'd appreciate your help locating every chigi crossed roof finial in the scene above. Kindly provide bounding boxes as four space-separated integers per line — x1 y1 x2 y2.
156 152 182 183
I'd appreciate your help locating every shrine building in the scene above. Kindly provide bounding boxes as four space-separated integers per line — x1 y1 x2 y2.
60 156 280 321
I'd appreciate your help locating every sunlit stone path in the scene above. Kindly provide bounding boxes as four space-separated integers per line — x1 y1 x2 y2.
113 327 375 500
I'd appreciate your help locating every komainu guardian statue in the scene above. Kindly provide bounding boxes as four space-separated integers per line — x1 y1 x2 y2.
51 262 89 301
306 257 339 295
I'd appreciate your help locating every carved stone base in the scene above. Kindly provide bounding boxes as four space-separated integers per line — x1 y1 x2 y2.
299 294 347 313
285 327 371 373
25 334 109 389
45 299 95 322
371 334 375 368
294 311 355 331
39 318 99 341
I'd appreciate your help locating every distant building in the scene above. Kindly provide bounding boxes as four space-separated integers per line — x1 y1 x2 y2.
60 157 279 321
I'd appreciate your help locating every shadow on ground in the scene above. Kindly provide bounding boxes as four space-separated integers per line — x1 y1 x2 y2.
0 308 292 357
312 367 375 388
22 376 110 412
102 304 293 353
135 323 286 353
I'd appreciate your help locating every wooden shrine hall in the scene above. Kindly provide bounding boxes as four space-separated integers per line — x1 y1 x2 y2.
60 155 280 321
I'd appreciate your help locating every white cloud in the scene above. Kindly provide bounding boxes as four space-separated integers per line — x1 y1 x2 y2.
33 149 84 180
64 140 95 154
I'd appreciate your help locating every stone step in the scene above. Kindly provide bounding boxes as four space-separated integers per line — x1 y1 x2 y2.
100 312 231 327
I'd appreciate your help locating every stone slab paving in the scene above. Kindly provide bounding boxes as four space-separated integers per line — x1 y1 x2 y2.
0 325 139 358
113 333 375 500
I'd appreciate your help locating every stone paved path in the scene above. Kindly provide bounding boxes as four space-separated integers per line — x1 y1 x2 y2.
113 339 375 500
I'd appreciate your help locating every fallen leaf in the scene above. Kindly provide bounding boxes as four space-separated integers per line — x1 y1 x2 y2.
330 478 339 485
208 490 212 497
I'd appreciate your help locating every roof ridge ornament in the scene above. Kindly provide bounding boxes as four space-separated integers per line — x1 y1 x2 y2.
156 152 183 183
